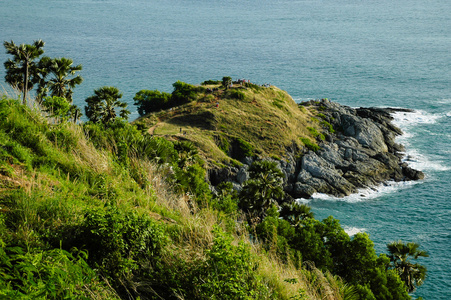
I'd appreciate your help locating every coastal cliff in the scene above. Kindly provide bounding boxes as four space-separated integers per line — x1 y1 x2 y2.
135 82 424 199
211 99 424 199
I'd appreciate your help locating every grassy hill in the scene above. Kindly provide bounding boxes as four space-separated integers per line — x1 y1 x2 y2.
134 82 325 166
0 84 415 299
0 94 350 299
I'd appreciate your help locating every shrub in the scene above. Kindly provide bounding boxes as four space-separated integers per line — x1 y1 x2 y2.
195 228 271 299
0 246 117 299
67 207 167 294
307 127 325 141
133 89 172 115
300 137 320 151
172 80 204 104
226 89 246 100
202 79 221 85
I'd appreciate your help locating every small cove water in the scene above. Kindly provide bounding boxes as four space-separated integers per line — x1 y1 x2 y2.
1 0 450 298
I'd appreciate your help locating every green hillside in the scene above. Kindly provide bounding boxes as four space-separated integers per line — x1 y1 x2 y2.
134 81 324 166
0 39 427 299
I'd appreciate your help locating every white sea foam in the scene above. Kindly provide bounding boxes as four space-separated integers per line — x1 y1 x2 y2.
402 148 451 172
296 198 312 205
310 180 421 203
391 110 450 172
293 97 316 103
436 98 451 104
392 109 442 128
343 226 366 236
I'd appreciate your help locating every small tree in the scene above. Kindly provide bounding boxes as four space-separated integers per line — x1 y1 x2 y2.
85 86 130 125
387 240 428 292
222 76 232 90
39 57 83 103
239 160 284 220
3 40 45 105
40 96 82 123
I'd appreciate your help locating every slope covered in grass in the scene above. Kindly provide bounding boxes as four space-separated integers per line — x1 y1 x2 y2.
134 82 323 166
0 95 355 299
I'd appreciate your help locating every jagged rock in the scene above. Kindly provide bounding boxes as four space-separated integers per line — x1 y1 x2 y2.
402 166 425 180
293 182 316 198
243 156 254 166
209 100 424 200
236 166 249 184
301 152 356 196
341 114 388 152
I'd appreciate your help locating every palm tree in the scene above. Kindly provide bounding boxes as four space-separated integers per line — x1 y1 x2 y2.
3 40 45 105
387 240 428 292
40 57 83 103
85 86 130 125
279 201 314 226
239 160 285 219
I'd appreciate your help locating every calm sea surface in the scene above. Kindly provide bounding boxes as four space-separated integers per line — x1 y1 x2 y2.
1 0 450 298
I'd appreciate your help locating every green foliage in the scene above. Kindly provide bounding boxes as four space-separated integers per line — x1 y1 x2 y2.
133 89 172 115
172 80 204 104
307 127 325 141
66 206 167 293
41 96 71 119
211 182 238 216
239 160 284 219
195 228 271 299
201 79 221 85
3 39 45 104
37 56 83 103
300 137 320 151
175 163 211 205
85 86 130 125
387 240 428 292
222 76 232 89
0 246 117 299
134 81 204 115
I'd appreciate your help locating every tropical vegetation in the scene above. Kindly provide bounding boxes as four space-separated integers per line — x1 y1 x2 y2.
0 40 428 299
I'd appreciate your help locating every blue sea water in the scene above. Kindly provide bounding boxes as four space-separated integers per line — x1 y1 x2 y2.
1 0 450 298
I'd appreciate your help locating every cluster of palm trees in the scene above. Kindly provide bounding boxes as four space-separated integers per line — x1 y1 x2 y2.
3 40 129 125
4 40 83 121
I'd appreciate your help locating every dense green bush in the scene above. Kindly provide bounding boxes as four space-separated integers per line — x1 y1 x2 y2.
65 207 168 295
194 228 271 299
134 81 205 115
201 79 221 85
133 89 172 115
226 89 246 100
0 246 116 299
172 80 204 104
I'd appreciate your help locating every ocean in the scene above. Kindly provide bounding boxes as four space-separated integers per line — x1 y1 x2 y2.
1 0 450 298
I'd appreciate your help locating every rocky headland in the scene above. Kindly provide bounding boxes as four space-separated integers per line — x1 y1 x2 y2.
211 98 424 199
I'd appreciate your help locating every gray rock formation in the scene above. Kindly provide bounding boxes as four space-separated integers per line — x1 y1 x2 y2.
289 99 423 198
208 99 424 199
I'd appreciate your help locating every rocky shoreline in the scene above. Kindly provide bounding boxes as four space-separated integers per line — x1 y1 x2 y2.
209 99 424 199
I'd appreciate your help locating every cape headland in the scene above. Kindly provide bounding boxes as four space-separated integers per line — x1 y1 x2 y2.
135 80 424 199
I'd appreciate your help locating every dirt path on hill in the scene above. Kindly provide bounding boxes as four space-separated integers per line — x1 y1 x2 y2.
148 123 158 135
